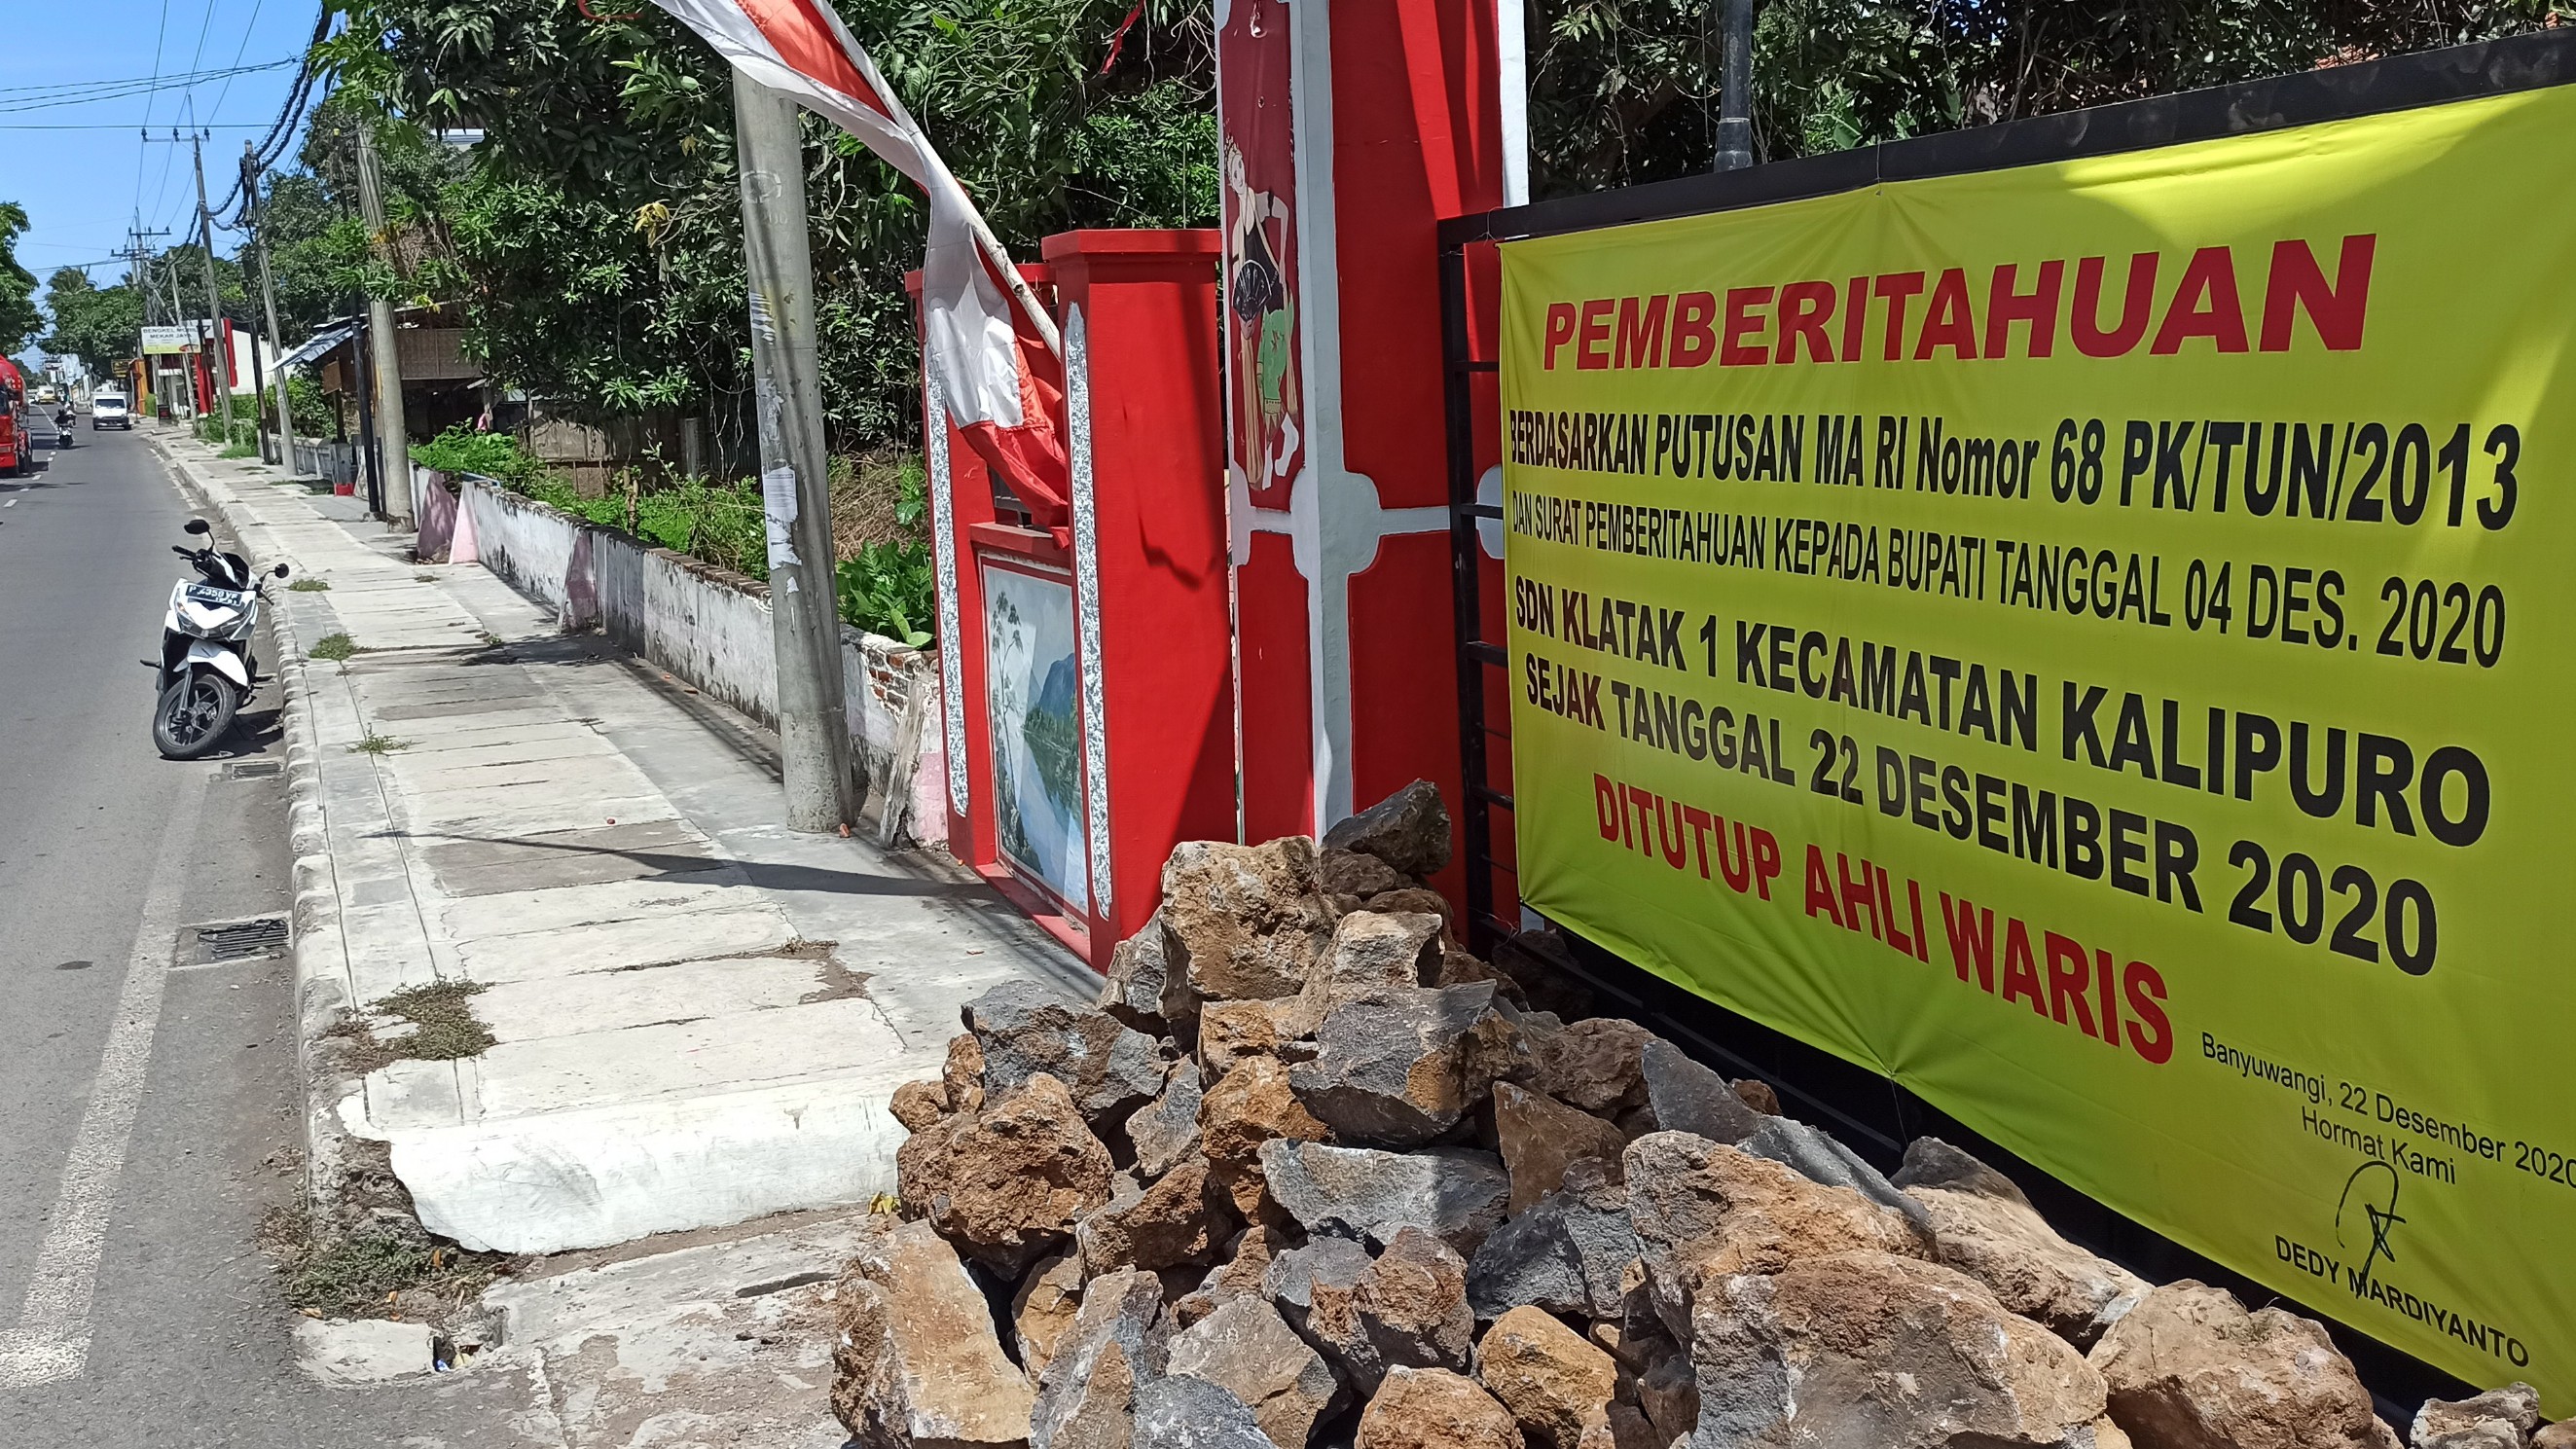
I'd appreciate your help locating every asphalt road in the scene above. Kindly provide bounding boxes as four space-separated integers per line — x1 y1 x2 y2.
0 430 529 1445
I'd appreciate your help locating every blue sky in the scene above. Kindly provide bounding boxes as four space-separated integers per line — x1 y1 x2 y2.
2 0 322 346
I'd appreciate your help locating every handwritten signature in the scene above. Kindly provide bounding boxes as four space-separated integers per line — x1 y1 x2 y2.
2335 1160 2404 1292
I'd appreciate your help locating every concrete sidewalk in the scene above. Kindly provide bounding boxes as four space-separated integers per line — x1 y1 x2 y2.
153 431 1086 1258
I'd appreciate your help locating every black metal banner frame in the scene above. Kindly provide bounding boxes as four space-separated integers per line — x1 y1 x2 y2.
1436 26 2576 1414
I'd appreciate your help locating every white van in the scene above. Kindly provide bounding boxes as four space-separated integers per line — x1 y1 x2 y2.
91 391 130 429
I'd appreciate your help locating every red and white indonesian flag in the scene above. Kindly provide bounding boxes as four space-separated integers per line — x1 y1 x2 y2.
649 0 1070 517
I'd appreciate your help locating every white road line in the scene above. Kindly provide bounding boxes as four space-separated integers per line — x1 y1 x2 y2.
0 775 207 1390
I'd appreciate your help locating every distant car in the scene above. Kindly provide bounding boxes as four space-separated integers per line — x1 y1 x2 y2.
91 391 131 429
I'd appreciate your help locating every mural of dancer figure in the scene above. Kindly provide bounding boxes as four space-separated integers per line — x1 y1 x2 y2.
1218 0 1304 503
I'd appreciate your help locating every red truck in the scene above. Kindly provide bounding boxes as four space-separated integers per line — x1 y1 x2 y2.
0 357 25 477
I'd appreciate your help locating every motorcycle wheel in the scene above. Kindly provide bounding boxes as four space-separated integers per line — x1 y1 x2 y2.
153 671 238 759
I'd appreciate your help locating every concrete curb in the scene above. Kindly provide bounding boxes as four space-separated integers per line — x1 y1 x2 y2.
144 428 371 1221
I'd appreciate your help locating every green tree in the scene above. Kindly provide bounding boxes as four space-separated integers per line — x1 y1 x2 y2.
41 270 145 379
316 0 1215 453
0 203 41 354
1524 0 2555 197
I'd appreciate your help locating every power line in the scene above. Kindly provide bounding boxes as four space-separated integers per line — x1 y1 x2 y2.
0 59 299 116
207 0 272 126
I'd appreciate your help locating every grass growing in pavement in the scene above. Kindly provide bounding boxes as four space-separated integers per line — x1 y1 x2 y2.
413 571 436 582
348 731 406 755
264 1209 512 1320
371 979 495 1060
308 633 356 661
287 577 331 592
219 442 259 459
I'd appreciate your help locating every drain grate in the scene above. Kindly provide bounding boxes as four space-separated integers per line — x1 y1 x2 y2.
227 759 283 779
192 916 289 963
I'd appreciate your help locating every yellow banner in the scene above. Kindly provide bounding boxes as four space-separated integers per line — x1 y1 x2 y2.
1502 85 2576 1401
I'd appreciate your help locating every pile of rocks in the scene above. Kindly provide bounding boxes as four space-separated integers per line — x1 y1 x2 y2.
832 782 2560 1449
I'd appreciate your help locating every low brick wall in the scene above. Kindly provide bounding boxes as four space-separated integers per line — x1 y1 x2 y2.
456 474 948 846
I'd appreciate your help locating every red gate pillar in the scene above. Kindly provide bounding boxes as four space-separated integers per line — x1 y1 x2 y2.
1220 0 1513 897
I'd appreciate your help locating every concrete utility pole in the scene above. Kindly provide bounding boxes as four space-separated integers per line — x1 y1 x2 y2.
242 145 297 466
1713 0 1755 171
732 69 857 833
353 125 412 525
191 135 239 446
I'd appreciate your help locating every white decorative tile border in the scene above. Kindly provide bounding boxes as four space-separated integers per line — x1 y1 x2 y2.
924 373 970 818
1066 305 1114 913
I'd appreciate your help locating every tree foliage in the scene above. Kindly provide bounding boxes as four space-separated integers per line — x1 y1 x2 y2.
41 270 144 378
313 0 1215 455
0 203 41 355
1525 0 2555 197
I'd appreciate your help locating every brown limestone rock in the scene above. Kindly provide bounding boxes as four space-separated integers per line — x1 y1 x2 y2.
1011 1250 1085 1381
1076 1157 1236 1274
1357 1366 1527 1449
1528 1018 1653 1116
1474 1304 1619 1449
1166 1292 1346 1449
1324 779 1453 879
1730 1077 1780 1116
1572 1404 1662 1449
1622 1130 1932 1339
2413 1386 2543 1449
1175 1223 1290 1329
2088 1281 2402 1449
1197 998 1288 1077
1905 1181 2149 1349
1162 836 1336 1003
946 1032 988 1114
1322 847 1411 901
832 1215 1034 1448
1634 1353 1696 1447
2531 1424 2576 1449
1692 1250 2112 1449
890 1077 951 1133
1367 887 1457 930
895 1072 1115 1276
1199 1054 1330 1219
1350 1226 1475 1390
1493 1082 1630 1215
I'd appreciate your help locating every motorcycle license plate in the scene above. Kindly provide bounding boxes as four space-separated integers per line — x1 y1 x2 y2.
185 584 250 606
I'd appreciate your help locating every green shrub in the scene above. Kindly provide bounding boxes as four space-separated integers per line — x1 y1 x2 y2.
411 425 549 489
837 540 934 647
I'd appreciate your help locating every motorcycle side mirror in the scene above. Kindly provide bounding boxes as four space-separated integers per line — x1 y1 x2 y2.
184 519 211 535
273 563 291 578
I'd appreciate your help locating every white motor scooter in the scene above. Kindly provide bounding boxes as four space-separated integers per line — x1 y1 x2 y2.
154 517 288 758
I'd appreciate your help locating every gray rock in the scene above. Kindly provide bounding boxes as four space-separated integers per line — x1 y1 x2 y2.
968 981 1170 1129
1635 1354 1696 1447
1167 1294 1344 1449
1032 1267 1168 1449
1324 779 1453 879
1266 1234 1383 1392
1465 1163 1638 1322
1132 1373 1282 1449
1637 1039 1761 1144
1320 847 1410 901
1128 1062 1207 1180
1103 910 1186 1032
1891 1135 2032 1207
1692 1250 2115 1449
1738 1116 1932 1235
2415 1386 2543 1449
1322 911 1445 989
1290 985 1529 1146
1261 1140 1512 1256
